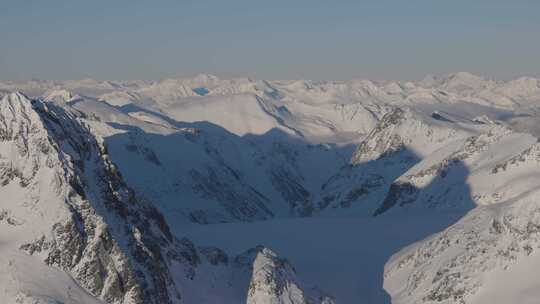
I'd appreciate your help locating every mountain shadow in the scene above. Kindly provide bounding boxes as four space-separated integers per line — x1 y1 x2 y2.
101 102 477 304
117 101 433 219
26 99 198 304
369 159 476 303
102 116 359 225
318 146 422 215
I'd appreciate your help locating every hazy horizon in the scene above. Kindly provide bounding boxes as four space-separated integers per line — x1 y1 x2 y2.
1 0 539 81
1 71 539 84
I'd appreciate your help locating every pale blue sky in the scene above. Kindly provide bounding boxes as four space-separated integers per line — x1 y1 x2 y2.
1 0 539 81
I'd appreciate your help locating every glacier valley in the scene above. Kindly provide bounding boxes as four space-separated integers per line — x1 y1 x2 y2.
1 72 540 304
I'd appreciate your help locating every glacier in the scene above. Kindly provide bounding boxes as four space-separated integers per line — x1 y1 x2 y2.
1 72 540 303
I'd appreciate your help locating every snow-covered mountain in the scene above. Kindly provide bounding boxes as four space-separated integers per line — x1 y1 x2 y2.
2 72 540 303
0 92 332 304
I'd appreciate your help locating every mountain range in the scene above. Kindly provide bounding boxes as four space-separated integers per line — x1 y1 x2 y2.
1 72 540 303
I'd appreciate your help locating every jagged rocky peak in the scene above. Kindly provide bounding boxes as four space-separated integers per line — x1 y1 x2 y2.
0 92 68 205
350 103 478 167
441 72 495 92
0 92 335 304
0 93 194 304
6 71 540 304
373 125 514 215
244 246 335 304
350 107 407 164
0 92 53 163
1 91 39 122
43 88 78 103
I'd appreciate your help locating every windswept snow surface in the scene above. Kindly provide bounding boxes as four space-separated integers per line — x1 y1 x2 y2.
3 73 540 303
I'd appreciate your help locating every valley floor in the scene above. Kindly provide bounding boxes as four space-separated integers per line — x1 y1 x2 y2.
180 213 464 304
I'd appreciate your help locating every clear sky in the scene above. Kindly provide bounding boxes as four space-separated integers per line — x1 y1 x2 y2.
1 0 539 81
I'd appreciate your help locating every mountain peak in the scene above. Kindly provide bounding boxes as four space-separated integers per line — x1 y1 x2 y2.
450 71 482 79
0 91 38 122
43 89 77 103
2 91 31 103
246 247 335 304
417 72 490 90
193 73 220 83
418 74 441 87
440 72 493 92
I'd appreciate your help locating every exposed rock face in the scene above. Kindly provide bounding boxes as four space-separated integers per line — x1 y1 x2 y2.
384 197 540 304
318 108 417 212
492 141 540 173
199 246 229 266
374 126 515 215
0 92 194 304
350 107 467 166
0 92 334 304
5 72 540 304
240 247 335 304
188 164 274 223
380 127 540 303
320 106 468 213
373 181 418 216
269 166 312 216
350 108 407 164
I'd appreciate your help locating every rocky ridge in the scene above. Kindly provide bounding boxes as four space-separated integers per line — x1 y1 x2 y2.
0 92 330 304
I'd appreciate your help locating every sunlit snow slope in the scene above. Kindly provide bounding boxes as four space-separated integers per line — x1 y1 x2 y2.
2 72 540 304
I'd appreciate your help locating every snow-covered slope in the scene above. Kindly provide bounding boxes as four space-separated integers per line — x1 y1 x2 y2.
3 72 540 303
383 137 540 304
0 92 329 304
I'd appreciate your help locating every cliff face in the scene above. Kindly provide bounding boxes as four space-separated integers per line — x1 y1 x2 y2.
3 71 540 304
0 92 332 304
0 92 194 303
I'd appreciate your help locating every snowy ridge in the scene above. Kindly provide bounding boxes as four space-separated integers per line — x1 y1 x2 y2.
0 92 190 303
246 247 334 304
382 129 540 303
3 72 540 303
384 194 540 304
0 92 329 304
